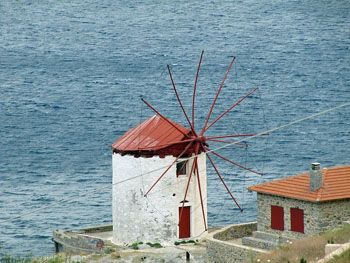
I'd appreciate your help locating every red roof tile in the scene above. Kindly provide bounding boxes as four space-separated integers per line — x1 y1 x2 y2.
112 115 191 155
248 165 350 202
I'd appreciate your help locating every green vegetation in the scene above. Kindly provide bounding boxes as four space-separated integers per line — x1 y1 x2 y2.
174 239 197 246
145 242 162 248
128 241 163 249
128 241 143 250
249 224 350 263
327 248 350 263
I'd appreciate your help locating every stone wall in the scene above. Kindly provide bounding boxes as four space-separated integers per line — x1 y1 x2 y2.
257 193 350 238
213 222 257 241
83 224 113 233
53 230 106 253
206 239 261 263
206 223 267 263
317 199 350 232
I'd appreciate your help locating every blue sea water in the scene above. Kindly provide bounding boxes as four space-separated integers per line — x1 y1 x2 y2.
0 0 349 257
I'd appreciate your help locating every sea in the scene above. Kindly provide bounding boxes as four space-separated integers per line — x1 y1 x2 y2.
0 0 349 257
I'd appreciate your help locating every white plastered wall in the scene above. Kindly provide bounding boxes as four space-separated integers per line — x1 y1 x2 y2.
112 152 207 245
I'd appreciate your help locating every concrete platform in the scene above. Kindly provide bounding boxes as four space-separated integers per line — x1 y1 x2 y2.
52 223 207 262
79 231 113 242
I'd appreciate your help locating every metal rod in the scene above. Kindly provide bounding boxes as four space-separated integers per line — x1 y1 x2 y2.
206 151 243 211
201 56 236 135
134 118 175 149
206 133 256 139
178 159 187 175
144 142 194 197
204 87 258 133
141 98 190 138
117 117 155 150
167 65 196 135
206 138 248 148
195 157 207 231
140 138 196 150
209 149 263 176
179 153 197 225
192 50 204 130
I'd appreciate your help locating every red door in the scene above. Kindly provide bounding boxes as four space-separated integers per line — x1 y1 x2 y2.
271 205 284 231
290 208 304 233
179 207 191 238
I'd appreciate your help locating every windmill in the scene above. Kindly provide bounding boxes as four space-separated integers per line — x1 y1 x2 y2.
111 51 261 244
141 51 261 232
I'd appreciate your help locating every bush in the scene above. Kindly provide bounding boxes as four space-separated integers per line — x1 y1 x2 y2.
174 240 197 246
128 241 143 250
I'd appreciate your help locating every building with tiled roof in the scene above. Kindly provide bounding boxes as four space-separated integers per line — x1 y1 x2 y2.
247 163 350 242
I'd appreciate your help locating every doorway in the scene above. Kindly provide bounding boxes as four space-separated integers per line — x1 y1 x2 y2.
179 206 191 238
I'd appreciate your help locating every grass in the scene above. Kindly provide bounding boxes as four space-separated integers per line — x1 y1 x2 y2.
327 248 350 263
248 224 350 263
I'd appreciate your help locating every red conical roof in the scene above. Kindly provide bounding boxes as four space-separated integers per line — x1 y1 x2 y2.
112 115 192 157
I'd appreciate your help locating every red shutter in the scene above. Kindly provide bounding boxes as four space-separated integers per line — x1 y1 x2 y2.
179 207 191 238
290 208 304 233
271 205 284 231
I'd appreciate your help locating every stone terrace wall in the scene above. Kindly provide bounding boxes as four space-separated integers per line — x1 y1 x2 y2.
206 222 267 263
213 222 257 241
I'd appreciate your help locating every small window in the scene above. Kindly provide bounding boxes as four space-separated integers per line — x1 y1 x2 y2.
271 205 284 231
290 208 304 233
176 160 187 177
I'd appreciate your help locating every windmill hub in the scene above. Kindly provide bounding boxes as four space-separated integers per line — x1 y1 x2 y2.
194 135 206 143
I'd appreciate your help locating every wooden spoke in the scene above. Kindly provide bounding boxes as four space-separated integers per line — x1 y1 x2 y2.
192 50 204 130
179 153 197 225
141 138 196 150
195 157 207 230
167 65 196 135
206 150 243 211
201 56 236 134
141 98 190 138
206 134 256 139
204 87 258 133
208 149 263 176
144 141 194 197
206 138 248 148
